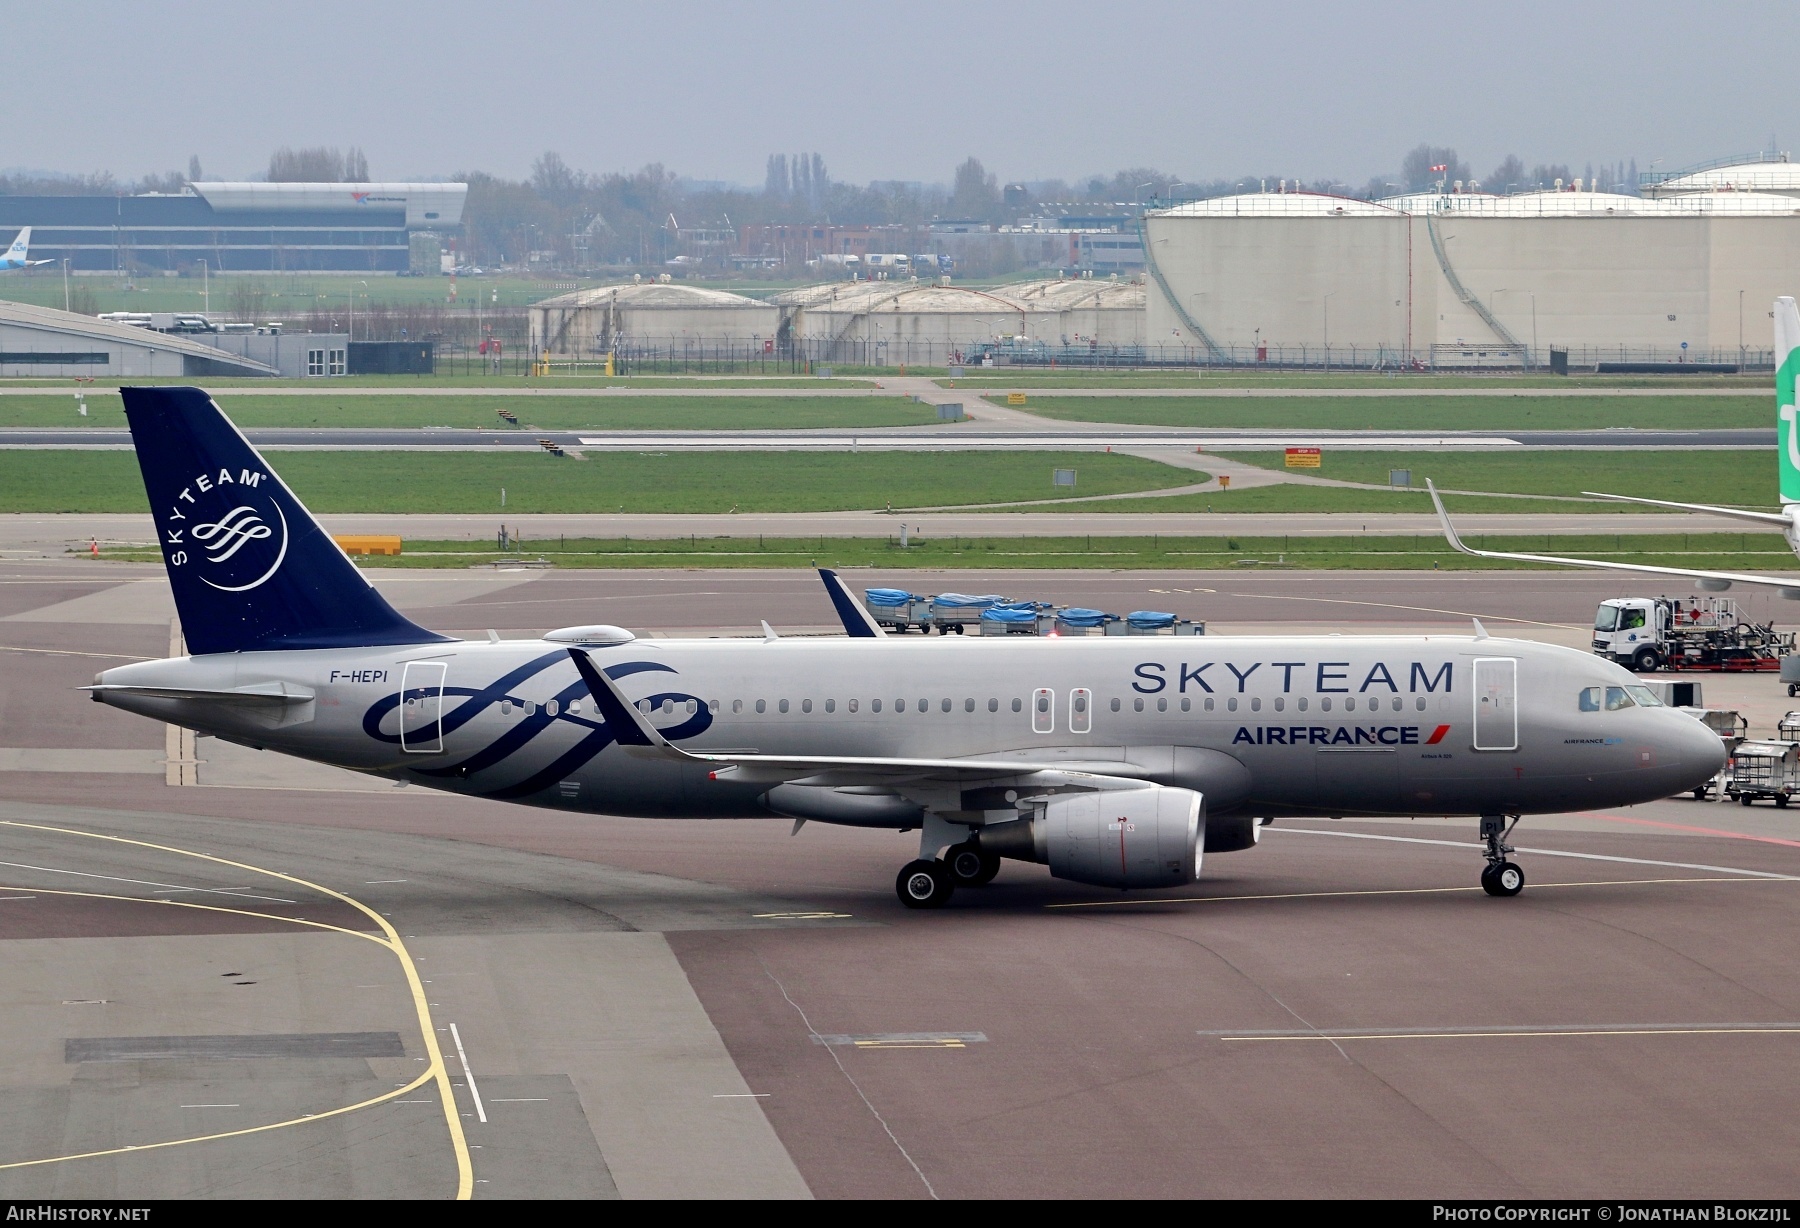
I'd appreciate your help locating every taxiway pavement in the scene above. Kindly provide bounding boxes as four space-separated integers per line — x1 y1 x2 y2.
5 561 1800 1198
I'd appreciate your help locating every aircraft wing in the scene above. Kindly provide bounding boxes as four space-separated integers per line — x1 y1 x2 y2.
1579 490 1792 527
567 647 1150 785
1428 480 1800 596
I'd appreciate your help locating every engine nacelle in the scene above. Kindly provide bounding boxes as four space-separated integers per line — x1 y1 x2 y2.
983 786 1203 889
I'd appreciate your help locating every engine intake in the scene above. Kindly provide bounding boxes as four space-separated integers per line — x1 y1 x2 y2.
983 785 1204 889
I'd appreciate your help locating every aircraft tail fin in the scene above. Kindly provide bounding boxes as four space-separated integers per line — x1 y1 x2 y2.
119 386 449 655
1777 297 1800 503
5 228 26 260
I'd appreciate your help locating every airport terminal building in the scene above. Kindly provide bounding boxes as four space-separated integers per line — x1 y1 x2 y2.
0 182 467 275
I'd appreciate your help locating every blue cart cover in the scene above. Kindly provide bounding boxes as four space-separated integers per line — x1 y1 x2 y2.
980 605 1039 624
1056 607 1115 628
932 593 1008 610
1126 610 1177 629
864 588 917 608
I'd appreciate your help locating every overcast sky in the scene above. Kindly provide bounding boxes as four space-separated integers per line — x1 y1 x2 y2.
7 0 1796 188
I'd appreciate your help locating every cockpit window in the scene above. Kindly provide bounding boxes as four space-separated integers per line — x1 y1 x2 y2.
1605 686 1634 711
1625 685 1664 707
1594 606 1620 632
1578 686 1602 712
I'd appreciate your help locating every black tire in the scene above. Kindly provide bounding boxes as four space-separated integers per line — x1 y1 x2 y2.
944 842 1001 887
1779 795 1791 809
1481 860 1525 897
1789 684 1797 698
1631 648 1658 673
1741 794 1755 806
1693 788 1706 800
896 859 954 909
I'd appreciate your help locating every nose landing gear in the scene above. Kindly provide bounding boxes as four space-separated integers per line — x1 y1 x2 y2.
1479 814 1525 897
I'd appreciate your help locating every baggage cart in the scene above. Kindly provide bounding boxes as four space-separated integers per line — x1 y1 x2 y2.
929 593 1009 635
1116 610 1206 637
863 588 934 634
979 604 1053 636
1679 707 1748 799
1053 607 1120 636
1723 739 1800 807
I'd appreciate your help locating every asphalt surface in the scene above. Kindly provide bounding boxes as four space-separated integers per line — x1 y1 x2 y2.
7 562 1800 1198
0 426 1774 450
0 510 1781 553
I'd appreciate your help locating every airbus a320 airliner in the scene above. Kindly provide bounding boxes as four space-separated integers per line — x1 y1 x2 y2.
88 388 1721 908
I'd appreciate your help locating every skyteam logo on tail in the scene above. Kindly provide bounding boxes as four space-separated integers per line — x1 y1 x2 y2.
161 467 289 592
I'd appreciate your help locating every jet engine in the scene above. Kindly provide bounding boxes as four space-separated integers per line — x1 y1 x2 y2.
981 785 1203 889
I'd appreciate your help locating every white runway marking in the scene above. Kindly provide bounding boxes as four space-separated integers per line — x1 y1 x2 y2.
449 1023 486 1124
1273 827 1800 880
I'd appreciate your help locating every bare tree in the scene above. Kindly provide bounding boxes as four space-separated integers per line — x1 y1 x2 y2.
268 146 369 182
1401 144 1469 191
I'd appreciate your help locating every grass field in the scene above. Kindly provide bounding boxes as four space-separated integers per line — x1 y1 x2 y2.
0 392 937 431
93 531 1790 572
1018 394 1769 431
1225 449 1777 506
0 450 1193 514
942 372 1769 390
0 374 869 391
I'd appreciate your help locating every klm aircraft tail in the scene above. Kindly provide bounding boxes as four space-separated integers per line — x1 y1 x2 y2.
120 386 449 655
1777 296 1800 504
5 228 27 261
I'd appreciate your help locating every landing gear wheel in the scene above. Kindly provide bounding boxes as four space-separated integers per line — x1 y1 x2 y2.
944 842 1001 887
1481 860 1526 897
896 859 954 909
1631 648 1659 673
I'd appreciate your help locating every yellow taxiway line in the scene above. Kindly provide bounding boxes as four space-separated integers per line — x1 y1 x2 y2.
0 819 474 1200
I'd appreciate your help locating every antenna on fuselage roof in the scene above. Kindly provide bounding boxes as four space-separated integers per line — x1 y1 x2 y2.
1472 618 1490 640
761 620 780 642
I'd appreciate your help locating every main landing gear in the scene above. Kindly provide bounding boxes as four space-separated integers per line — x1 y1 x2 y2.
895 840 1000 909
1479 814 1525 897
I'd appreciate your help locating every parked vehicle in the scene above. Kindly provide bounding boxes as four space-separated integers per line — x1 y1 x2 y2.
1592 596 1793 673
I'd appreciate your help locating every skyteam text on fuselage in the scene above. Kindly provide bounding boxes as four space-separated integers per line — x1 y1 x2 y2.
89 387 1723 908
0 228 51 270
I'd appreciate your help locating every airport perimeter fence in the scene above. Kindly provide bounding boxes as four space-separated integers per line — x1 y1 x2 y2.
434 336 1779 377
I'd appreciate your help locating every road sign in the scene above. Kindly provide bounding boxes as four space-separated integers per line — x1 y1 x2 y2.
1285 447 1322 468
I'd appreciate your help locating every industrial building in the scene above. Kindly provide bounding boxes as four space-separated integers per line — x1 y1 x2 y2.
1641 152 1800 200
0 182 467 275
1005 277 1147 345
528 282 778 358
1144 178 1800 367
0 300 279 377
765 277 1147 363
770 282 1053 363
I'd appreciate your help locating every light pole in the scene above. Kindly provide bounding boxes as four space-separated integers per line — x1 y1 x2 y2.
1740 289 1746 366
61 258 70 313
199 258 208 316
1322 291 1335 372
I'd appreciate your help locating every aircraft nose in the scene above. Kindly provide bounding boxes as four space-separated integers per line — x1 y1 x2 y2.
1669 712 1727 778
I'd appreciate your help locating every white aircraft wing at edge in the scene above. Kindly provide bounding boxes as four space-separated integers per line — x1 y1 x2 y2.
1427 479 1800 597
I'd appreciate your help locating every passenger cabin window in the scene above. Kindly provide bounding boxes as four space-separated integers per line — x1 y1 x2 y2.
988 698 998 713
965 698 975 712
1110 698 1121 712
1605 686 1634 711
1012 698 1023 713
1157 697 1168 712
1133 697 1144 712
732 700 743 714
779 699 790 713
1579 687 1602 712
755 699 767 714
848 699 858 713
824 699 835 713
872 699 882 713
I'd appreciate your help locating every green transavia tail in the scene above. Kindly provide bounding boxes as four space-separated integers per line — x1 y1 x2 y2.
1776 296 1800 504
